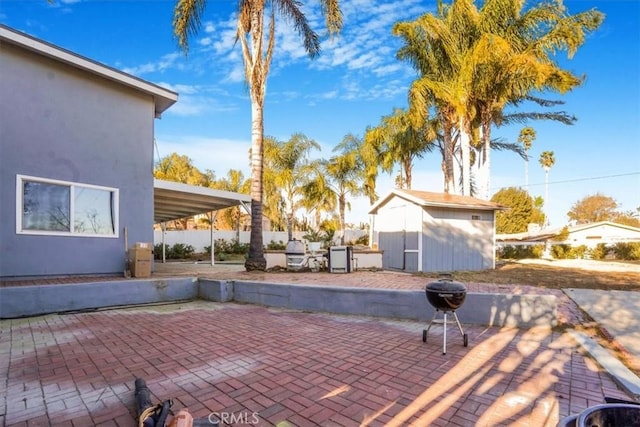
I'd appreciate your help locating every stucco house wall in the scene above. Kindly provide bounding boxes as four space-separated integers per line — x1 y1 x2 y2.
0 26 176 278
370 190 502 273
560 222 640 247
496 221 640 250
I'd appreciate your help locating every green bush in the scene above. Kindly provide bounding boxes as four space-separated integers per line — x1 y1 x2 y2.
551 244 571 259
169 243 195 259
354 234 369 246
266 240 286 250
586 244 607 260
549 244 591 259
154 243 168 260
497 245 542 260
612 242 640 260
153 243 194 259
214 238 249 255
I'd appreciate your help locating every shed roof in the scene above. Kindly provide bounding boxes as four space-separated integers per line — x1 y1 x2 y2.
369 189 506 214
0 24 177 117
154 179 251 224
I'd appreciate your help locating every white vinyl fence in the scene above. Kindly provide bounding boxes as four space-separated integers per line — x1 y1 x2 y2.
153 229 368 252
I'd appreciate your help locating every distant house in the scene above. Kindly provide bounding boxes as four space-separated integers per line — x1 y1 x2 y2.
497 221 640 248
0 25 177 278
369 189 505 272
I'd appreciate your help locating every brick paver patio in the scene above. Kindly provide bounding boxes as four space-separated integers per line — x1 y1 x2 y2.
0 297 632 426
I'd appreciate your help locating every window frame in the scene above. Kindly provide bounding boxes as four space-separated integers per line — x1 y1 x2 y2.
16 174 119 238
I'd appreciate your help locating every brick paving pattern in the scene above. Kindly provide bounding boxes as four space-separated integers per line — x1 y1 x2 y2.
0 299 631 426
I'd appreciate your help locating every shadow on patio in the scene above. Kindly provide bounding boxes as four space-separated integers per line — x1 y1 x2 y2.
0 301 630 426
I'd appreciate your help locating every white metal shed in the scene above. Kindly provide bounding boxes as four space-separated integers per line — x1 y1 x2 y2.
369 189 505 272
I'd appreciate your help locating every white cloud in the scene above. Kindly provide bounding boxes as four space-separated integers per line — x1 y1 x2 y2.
118 0 431 105
320 90 338 99
204 22 215 33
121 52 181 76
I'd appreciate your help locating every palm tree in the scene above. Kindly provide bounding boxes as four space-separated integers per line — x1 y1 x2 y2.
213 169 251 240
303 134 373 245
393 0 602 199
472 0 601 199
263 133 321 241
539 150 555 224
518 127 536 189
363 107 437 191
173 0 343 271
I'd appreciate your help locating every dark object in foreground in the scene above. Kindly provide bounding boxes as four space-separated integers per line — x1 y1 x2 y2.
422 275 468 354
134 378 218 426
557 398 640 427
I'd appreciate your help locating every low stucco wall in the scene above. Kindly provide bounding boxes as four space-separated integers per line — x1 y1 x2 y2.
0 278 197 318
198 279 556 328
1 278 557 328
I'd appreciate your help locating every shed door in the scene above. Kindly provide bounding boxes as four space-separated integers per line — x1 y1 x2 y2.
380 231 405 270
404 231 419 272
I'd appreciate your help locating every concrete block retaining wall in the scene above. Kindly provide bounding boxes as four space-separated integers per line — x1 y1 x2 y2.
1 278 557 328
0 278 197 319
199 280 557 328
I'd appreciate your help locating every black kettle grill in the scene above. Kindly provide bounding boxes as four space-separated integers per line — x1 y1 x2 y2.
422 275 469 354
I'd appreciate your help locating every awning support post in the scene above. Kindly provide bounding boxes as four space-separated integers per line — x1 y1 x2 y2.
161 222 167 263
209 211 218 266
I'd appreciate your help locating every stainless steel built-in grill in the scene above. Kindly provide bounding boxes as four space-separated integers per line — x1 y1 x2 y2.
285 239 306 271
422 275 469 354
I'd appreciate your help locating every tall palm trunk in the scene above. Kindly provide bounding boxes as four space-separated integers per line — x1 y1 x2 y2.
338 193 346 245
246 94 266 269
544 167 550 226
479 117 492 200
441 112 456 193
244 6 269 271
402 157 413 189
459 118 471 197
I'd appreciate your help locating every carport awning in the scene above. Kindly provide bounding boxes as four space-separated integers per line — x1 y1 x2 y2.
154 179 251 224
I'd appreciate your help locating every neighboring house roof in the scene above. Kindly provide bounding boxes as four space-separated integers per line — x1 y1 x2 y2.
496 230 558 243
566 221 640 235
154 179 251 224
497 221 640 243
369 189 506 214
0 24 177 117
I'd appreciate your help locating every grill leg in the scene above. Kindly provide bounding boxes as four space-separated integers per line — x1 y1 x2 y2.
442 312 447 355
425 309 439 336
453 312 464 337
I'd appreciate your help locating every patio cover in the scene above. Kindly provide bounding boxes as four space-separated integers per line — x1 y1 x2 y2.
153 179 251 265
154 178 251 224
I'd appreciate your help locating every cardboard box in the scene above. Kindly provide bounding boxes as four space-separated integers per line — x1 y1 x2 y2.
129 243 152 278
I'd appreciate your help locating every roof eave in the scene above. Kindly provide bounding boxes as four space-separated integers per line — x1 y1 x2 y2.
0 25 178 116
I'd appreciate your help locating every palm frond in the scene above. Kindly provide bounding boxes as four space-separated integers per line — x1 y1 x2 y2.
490 138 527 160
173 0 207 53
502 111 577 126
275 0 320 57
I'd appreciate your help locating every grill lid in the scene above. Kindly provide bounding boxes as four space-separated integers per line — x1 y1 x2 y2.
425 277 467 311
425 278 466 293
285 239 305 255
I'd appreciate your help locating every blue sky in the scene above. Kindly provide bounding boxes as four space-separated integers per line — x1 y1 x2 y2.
2 0 638 228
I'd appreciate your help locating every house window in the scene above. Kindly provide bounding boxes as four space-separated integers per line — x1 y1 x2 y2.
17 175 118 237
471 215 481 220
